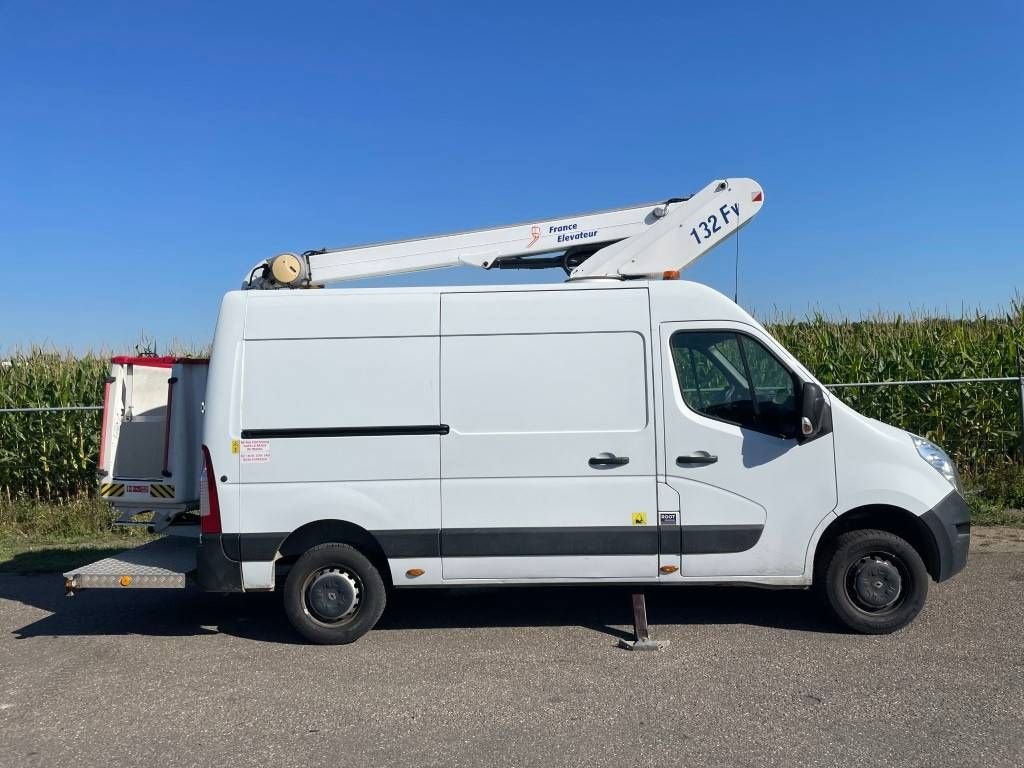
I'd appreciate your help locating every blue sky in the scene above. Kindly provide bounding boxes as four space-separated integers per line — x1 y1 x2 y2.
1 1 1021 353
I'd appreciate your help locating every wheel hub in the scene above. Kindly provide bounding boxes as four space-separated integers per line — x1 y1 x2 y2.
306 569 359 622
851 556 902 609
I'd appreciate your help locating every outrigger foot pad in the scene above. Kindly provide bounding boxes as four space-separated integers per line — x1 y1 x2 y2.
617 592 669 651
617 637 669 651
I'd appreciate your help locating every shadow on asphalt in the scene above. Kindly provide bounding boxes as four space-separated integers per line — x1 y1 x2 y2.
0 547 135 575
1 574 844 644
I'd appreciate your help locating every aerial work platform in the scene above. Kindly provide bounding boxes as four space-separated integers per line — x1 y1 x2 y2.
96 356 208 533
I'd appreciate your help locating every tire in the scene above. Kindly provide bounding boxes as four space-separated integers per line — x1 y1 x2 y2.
819 529 929 634
283 543 387 644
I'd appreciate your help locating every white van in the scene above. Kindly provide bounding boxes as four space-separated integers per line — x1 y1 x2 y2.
188 279 969 643
71 180 969 643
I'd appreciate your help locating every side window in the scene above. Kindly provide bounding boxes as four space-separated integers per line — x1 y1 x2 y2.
670 331 800 438
739 335 800 437
671 331 756 426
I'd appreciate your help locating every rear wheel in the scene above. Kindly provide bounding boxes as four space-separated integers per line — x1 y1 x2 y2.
283 543 386 644
820 529 929 634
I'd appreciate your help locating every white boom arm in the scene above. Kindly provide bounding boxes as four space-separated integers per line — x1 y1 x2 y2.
244 178 763 289
570 178 763 280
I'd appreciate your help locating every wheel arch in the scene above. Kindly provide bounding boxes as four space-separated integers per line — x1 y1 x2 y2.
813 504 941 582
275 519 392 587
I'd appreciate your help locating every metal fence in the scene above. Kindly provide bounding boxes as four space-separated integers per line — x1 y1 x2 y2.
825 375 1024 443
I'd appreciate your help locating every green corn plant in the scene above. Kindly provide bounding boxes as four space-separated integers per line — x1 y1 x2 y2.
766 297 1024 508
0 348 108 501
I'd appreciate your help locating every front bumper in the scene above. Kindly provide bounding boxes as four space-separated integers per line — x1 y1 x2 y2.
921 491 971 582
194 533 244 592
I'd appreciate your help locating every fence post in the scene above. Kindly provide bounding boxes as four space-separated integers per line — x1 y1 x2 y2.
1018 350 1024 456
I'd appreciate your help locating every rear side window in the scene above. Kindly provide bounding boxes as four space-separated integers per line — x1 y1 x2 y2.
670 330 800 438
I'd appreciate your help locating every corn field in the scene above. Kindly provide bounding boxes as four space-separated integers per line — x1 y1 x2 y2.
0 350 108 502
2 303 1023 509
769 301 1024 509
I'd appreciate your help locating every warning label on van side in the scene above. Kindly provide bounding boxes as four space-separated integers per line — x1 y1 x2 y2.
241 439 271 464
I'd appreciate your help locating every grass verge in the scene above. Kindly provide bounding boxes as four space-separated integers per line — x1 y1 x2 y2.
0 498 154 574
0 535 155 574
963 500 1024 527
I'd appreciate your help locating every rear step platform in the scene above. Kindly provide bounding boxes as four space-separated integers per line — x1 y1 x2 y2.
64 536 196 594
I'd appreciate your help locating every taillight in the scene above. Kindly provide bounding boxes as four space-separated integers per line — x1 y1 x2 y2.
199 444 221 534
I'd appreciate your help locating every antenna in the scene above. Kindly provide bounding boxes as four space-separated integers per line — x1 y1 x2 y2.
734 224 740 304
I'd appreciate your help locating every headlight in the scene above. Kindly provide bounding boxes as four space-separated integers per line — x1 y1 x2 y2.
911 435 962 494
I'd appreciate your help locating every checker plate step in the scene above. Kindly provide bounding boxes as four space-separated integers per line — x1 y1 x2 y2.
64 536 197 590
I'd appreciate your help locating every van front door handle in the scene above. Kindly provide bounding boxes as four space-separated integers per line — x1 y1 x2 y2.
589 454 630 468
676 451 718 466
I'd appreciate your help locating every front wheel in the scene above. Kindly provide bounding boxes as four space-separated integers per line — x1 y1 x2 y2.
820 529 929 634
283 543 386 644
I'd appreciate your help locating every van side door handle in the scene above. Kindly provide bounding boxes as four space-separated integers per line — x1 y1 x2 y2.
589 454 630 468
676 451 718 466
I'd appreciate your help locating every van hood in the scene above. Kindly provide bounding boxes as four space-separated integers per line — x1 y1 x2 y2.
829 395 911 445
863 416 912 443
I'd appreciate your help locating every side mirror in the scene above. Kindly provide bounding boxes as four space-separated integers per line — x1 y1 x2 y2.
799 382 831 443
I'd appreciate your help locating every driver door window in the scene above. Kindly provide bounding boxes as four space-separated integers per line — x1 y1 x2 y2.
670 330 800 439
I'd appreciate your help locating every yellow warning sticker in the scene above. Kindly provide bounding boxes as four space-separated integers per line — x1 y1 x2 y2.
231 439 240 455
632 512 647 526
150 483 175 499
99 482 125 497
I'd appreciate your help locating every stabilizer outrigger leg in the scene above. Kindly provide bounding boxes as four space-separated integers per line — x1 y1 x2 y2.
617 592 668 651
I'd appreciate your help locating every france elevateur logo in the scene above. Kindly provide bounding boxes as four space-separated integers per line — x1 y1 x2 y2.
526 225 541 248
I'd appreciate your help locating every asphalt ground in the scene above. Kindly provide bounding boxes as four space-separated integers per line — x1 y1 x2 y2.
1 552 1022 768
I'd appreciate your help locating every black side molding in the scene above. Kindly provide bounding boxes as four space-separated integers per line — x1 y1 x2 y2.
234 524 765 562
440 526 661 558
241 425 450 439
681 524 763 555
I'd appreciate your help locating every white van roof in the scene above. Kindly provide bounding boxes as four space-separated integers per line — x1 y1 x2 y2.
226 280 758 341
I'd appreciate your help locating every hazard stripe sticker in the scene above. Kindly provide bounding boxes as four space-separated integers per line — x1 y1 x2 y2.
149 484 176 499
99 483 125 497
